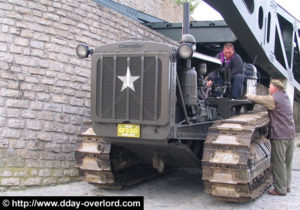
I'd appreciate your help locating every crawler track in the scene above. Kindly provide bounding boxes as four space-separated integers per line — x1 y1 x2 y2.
75 125 168 189
76 112 272 202
202 111 272 202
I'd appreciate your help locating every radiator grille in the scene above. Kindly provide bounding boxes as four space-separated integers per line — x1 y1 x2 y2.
97 56 162 122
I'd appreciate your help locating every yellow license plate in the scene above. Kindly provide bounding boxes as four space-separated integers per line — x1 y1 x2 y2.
117 124 140 138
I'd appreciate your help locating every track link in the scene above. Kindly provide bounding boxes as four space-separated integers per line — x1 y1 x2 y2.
202 111 272 202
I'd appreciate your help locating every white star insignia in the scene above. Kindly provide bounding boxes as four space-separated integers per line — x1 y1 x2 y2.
118 67 140 92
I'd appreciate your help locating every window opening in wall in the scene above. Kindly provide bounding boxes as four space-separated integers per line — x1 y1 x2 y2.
275 27 287 69
293 33 300 83
267 12 271 43
258 7 264 29
243 0 254 14
277 14 294 69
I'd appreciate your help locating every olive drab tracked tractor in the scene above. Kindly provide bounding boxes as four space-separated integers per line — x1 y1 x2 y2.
71 0 299 202
74 35 272 202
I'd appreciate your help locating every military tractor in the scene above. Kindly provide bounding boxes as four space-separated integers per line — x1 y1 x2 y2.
74 30 272 202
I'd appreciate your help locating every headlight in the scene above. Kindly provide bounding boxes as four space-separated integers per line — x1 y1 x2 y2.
76 44 91 58
178 44 193 59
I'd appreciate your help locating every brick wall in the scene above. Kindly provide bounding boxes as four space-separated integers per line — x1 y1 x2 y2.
0 0 176 191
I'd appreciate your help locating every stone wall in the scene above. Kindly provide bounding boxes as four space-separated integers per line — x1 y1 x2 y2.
0 0 176 191
113 0 184 22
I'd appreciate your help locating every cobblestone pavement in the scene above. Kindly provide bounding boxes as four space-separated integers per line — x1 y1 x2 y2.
1 135 299 210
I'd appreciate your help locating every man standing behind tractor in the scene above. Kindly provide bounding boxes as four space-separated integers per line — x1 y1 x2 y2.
246 79 296 196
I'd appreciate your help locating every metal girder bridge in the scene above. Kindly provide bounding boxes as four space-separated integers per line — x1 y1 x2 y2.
203 0 300 93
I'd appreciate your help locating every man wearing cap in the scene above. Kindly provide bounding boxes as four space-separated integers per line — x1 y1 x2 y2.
246 79 296 196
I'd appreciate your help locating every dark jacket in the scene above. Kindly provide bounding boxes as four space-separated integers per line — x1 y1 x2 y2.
269 90 296 139
207 52 244 81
